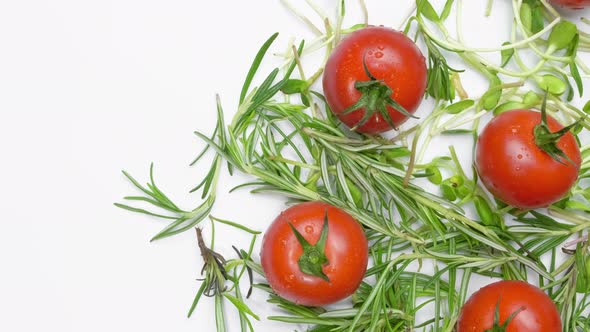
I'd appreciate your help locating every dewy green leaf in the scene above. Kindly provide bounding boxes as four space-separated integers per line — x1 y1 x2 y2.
500 42 514 68
548 21 578 51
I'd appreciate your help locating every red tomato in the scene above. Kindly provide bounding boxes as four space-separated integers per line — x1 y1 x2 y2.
476 109 580 209
322 26 427 134
457 280 561 332
550 0 590 9
260 201 368 306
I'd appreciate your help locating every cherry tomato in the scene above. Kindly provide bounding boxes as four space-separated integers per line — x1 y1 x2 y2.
550 0 590 9
457 280 561 332
476 109 580 209
322 26 427 134
260 201 368 306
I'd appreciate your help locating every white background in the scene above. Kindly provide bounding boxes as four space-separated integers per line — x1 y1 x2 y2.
0 0 585 331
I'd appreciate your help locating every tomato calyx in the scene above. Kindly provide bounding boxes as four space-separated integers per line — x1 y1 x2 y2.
342 56 417 131
533 95 580 167
288 211 330 282
484 299 525 332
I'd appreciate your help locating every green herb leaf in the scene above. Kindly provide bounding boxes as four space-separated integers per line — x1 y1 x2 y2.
500 42 514 67
440 0 455 21
281 79 308 94
239 33 279 103
536 74 566 96
445 99 474 114
522 91 540 106
548 21 578 51
482 74 502 110
494 101 526 116
441 181 457 201
426 166 443 185
520 3 532 31
474 195 496 226
567 34 583 97
417 0 440 22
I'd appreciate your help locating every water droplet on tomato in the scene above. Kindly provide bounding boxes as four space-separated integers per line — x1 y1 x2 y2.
305 225 314 234
515 167 521 171
511 128 518 133
367 51 373 56
374 51 383 58
377 45 385 50
281 239 287 247
288 274 295 281
517 154 523 159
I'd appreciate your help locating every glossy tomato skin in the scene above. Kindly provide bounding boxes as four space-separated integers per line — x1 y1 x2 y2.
457 280 561 332
323 26 427 134
550 0 590 9
260 201 368 306
476 109 580 209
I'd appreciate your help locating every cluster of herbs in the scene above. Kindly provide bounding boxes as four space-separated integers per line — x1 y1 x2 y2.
117 0 590 331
